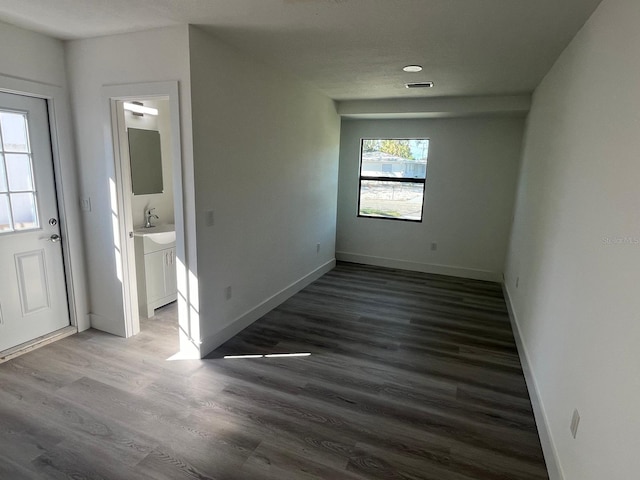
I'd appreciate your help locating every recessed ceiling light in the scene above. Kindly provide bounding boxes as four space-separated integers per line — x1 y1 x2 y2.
403 65 423 73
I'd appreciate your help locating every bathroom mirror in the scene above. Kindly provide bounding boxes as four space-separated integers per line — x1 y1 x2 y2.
128 128 163 195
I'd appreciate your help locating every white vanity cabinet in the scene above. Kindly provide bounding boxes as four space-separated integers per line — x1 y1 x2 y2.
134 226 177 318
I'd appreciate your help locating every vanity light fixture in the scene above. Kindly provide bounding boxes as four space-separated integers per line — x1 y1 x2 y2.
403 65 423 73
123 101 158 116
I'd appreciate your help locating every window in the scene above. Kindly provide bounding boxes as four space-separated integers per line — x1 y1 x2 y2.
358 138 429 221
0 110 39 233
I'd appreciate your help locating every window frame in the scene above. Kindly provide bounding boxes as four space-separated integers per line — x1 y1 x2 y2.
356 137 428 223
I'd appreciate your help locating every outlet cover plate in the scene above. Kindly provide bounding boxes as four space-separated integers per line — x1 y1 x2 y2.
205 210 214 227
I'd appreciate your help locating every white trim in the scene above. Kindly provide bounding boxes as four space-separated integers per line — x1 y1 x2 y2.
108 98 139 336
502 283 565 480
101 82 195 349
0 74 89 332
199 259 336 357
336 252 501 282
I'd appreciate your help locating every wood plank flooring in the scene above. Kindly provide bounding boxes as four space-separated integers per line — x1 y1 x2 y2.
0 262 549 479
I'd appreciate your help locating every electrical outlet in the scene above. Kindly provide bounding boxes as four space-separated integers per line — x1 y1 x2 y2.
205 210 214 227
516 277 520 288
225 286 232 300
316 243 321 253
80 197 91 212
570 409 580 438
430 242 437 251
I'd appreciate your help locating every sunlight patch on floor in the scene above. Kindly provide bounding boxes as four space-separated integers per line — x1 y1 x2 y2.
224 353 311 360
165 348 202 361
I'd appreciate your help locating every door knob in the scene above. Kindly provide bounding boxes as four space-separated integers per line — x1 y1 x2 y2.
49 234 61 243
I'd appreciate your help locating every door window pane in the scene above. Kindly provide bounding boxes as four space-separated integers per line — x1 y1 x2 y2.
0 154 6 192
0 109 39 233
0 194 11 231
10 192 38 230
6 154 33 191
0 112 29 152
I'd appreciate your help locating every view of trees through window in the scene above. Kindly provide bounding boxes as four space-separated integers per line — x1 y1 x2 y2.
358 138 428 221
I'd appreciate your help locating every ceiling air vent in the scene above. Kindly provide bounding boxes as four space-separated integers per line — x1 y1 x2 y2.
405 81 434 89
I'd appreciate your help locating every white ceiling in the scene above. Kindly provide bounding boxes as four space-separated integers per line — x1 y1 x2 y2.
0 0 603 100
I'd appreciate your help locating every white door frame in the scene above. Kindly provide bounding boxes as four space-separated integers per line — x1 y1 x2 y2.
101 82 195 349
0 74 89 332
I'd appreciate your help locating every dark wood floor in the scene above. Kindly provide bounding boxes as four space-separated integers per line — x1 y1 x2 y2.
0 262 549 480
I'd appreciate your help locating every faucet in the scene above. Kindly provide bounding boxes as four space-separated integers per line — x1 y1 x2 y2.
144 208 159 228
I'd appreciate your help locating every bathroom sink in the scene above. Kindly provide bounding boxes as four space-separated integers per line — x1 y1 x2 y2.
135 224 176 245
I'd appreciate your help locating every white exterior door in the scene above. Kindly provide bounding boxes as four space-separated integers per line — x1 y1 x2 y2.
0 92 70 352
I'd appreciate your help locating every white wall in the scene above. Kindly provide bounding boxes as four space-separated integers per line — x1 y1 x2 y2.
66 26 194 338
188 26 340 354
125 99 175 228
0 21 65 82
337 117 524 281
0 21 89 331
505 0 640 478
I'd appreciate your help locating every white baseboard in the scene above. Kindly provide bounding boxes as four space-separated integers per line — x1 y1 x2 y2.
78 313 92 333
336 252 501 282
502 283 564 480
199 259 336 357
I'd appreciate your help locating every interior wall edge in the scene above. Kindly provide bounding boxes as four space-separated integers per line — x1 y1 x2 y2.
502 282 564 480
336 252 501 282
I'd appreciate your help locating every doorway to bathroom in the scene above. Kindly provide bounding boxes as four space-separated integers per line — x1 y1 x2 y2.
103 81 198 358
120 98 178 326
